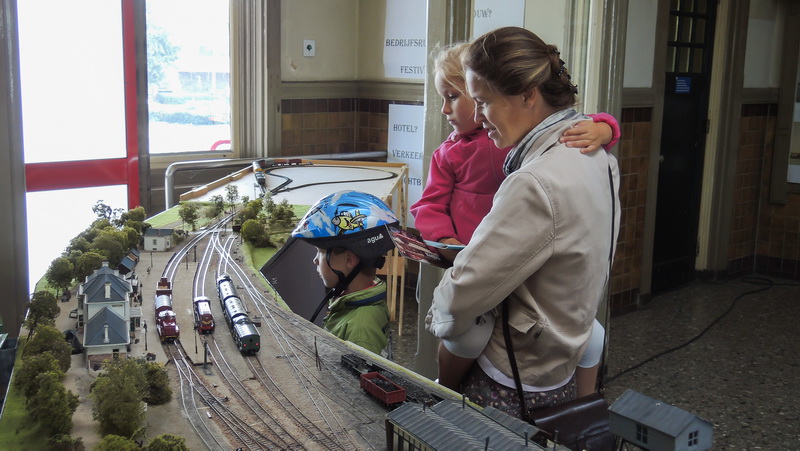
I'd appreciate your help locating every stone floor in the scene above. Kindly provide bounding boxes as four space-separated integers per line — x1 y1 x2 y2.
388 274 800 450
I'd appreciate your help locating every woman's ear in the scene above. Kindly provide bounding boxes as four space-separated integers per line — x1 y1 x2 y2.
522 88 538 107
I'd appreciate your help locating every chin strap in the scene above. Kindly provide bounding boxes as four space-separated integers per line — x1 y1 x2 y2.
310 253 364 323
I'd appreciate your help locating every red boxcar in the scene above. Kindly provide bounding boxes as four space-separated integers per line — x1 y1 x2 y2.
360 372 406 406
193 296 215 334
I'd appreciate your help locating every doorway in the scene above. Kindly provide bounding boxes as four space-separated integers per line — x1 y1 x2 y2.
651 0 718 293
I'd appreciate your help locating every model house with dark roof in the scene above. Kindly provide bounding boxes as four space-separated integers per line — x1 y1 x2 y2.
77 262 133 369
609 389 713 450
144 228 173 251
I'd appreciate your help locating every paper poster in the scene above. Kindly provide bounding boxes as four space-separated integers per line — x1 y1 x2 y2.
472 0 525 39
387 104 425 227
384 0 427 79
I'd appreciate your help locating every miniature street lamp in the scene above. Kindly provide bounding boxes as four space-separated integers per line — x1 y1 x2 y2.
143 320 148 351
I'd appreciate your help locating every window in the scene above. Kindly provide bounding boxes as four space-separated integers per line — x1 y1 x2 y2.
688 430 699 446
19 1 139 290
145 0 231 154
636 424 649 444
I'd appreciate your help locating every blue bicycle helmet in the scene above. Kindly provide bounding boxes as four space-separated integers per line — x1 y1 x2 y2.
292 190 399 264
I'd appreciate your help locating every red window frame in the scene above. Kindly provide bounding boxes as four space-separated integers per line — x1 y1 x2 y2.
24 0 139 209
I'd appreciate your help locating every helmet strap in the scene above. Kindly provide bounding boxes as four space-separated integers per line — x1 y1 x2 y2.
326 249 365 293
310 258 364 323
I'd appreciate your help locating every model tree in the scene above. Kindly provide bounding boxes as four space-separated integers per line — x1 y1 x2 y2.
178 202 200 231
225 184 240 212
45 256 74 298
74 251 106 283
91 359 147 438
148 434 189 451
14 352 62 398
24 324 72 372
25 371 79 436
143 361 172 405
94 435 140 451
23 291 60 338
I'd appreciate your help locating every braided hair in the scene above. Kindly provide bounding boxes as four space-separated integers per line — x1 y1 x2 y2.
463 26 578 109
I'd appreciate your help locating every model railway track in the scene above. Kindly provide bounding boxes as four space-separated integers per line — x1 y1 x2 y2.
165 343 282 450
206 338 301 449
164 343 224 450
157 214 390 450
244 353 354 451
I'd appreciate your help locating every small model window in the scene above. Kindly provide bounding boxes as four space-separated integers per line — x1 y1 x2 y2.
636 424 649 444
688 430 699 446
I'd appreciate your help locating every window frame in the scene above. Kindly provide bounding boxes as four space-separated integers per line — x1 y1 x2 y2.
24 0 140 209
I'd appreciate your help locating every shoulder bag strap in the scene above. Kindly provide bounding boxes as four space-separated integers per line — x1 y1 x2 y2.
502 297 532 422
598 163 616 394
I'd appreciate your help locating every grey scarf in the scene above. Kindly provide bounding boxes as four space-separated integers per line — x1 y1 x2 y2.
502 108 584 175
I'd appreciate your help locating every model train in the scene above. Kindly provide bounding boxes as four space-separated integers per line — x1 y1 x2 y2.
252 160 266 187
154 292 180 343
216 274 261 354
193 296 215 334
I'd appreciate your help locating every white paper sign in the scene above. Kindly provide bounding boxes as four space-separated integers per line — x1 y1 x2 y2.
472 0 526 39
384 0 427 79
387 104 425 227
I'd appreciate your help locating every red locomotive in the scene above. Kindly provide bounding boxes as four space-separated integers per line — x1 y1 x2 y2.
155 292 179 343
193 296 215 334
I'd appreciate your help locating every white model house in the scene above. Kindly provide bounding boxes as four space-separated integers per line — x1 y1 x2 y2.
609 389 713 451
144 228 174 251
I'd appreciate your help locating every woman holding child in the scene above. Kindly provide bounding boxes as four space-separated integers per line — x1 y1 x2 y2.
425 27 621 418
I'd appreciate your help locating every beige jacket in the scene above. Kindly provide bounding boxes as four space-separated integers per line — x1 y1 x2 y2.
426 118 621 387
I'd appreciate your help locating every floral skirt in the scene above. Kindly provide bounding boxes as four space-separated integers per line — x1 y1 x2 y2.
460 362 576 421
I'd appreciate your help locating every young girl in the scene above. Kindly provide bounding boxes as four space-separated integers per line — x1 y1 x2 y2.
411 42 619 393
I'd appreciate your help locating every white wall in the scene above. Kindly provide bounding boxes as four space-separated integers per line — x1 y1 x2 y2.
743 0 783 88
522 0 568 49
623 0 658 88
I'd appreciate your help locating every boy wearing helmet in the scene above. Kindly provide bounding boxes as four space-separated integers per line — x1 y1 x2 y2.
292 190 399 355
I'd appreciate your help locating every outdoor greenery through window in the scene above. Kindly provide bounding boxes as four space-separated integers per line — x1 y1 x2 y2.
146 0 231 154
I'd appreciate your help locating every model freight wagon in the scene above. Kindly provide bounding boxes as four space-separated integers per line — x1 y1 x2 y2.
360 372 406 406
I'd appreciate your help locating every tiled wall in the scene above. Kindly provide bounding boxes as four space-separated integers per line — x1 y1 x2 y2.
729 103 800 280
743 104 800 279
728 104 776 276
609 108 651 316
280 98 421 156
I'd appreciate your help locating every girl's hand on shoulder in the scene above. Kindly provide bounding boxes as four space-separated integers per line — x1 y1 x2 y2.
560 120 612 154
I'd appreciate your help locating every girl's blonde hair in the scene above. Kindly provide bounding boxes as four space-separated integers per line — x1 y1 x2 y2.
432 42 470 96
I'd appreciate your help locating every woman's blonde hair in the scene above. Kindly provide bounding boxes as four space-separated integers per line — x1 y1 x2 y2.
463 27 577 109
433 42 471 96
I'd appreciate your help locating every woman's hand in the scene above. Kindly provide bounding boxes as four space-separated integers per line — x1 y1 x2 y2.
559 120 613 154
